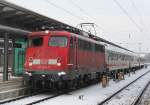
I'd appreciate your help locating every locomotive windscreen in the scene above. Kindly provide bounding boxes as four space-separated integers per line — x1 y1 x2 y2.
49 36 68 47
28 37 43 47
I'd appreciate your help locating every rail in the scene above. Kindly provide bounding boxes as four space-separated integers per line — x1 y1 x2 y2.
98 70 150 105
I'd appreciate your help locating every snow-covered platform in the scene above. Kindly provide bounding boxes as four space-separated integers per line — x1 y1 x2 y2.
0 74 30 101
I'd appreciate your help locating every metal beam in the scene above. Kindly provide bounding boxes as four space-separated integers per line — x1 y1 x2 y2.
0 10 17 19
0 24 30 36
5 14 26 22
0 5 4 12
3 32 9 81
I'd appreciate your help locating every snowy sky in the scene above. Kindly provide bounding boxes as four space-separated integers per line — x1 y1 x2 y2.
6 0 150 53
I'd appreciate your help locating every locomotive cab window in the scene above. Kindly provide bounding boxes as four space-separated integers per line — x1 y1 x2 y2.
28 37 43 47
49 36 68 47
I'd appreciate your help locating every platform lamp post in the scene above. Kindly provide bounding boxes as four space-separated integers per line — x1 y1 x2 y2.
3 32 9 81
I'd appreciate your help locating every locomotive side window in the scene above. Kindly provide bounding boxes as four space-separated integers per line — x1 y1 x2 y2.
28 37 43 47
78 39 104 52
95 44 104 52
78 39 91 51
70 37 73 48
49 36 68 47
78 39 84 50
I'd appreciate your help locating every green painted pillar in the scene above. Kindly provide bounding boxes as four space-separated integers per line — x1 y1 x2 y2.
13 38 26 76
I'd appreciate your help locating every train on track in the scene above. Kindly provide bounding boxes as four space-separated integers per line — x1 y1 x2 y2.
24 30 145 89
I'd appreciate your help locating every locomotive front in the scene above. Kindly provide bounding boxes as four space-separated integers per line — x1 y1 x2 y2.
24 31 71 87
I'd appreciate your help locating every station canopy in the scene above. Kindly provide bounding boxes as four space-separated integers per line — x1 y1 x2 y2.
0 0 132 52
0 0 79 33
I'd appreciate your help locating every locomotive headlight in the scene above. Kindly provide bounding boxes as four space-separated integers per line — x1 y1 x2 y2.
25 72 32 76
45 30 49 34
42 75 46 77
25 72 28 74
58 72 66 76
29 62 33 66
57 62 61 66
28 73 32 76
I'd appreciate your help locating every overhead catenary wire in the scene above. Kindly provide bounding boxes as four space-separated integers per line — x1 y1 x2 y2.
130 0 148 32
66 0 110 34
113 0 150 52
44 0 105 34
44 0 87 22
44 0 148 52
113 0 143 32
129 0 150 42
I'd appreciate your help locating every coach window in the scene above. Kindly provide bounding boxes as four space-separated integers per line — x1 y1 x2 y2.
111 53 114 60
49 36 68 47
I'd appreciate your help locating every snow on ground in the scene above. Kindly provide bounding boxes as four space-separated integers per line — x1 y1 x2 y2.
1 94 51 105
1 67 150 105
104 69 150 105
34 67 150 105
138 80 150 105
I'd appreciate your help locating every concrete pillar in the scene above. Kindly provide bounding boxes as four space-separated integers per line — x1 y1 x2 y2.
3 33 9 81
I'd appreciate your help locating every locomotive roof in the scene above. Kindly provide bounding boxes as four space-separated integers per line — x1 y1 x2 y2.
29 30 104 46
29 30 139 57
50 30 134 53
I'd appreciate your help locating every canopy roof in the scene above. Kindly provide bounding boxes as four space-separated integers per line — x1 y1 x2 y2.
0 0 76 31
0 0 133 52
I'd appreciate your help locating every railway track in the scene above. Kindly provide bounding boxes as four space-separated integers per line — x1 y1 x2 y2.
1 69 150 105
0 89 52 105
98 70 150 105
0 81 92 105
25 92 66 105
1 86 87 105
131 81 150 105
133 79 150 105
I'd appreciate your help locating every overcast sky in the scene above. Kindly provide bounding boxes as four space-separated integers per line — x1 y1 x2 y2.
6 0 150 53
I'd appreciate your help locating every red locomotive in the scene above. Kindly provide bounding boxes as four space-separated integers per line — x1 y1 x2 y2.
24 30 105 88
24 30 144 89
